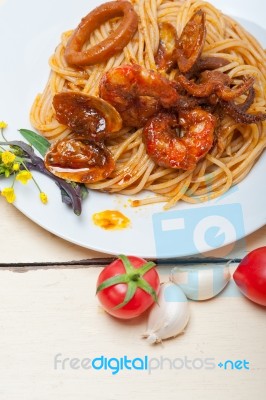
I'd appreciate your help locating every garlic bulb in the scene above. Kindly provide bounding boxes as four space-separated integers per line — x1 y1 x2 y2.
170 263 231 301
143 282 190 344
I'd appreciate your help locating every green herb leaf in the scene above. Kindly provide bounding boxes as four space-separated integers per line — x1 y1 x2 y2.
96 274 129 294
113 281 137 310
19 129 50 157
137 278 159 304
79 184 89 201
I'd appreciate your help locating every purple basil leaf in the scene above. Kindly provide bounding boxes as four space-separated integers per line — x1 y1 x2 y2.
26 162 85 216
0 140 87 215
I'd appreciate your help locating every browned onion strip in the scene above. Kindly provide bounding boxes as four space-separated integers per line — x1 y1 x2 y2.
65 1 138 67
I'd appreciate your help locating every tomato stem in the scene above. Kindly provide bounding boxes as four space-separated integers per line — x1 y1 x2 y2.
130 273 141 281
96 255 158 309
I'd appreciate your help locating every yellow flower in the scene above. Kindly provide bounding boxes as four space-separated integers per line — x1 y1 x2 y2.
0 121 8 129
12 163 20 171
16 170 32 184
39 192 48 204
1 187 16 203
1 151 16 165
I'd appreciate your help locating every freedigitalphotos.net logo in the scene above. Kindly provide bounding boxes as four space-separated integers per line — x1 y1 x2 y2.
152 203 245 257
54 354 250 375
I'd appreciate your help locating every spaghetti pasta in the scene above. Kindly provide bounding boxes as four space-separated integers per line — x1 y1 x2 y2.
30 0 266 209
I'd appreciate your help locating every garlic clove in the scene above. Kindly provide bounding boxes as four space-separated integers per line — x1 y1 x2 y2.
170 263 231 301
143 282 190 344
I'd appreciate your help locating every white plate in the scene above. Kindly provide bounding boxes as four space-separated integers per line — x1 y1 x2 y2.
0 0 265 258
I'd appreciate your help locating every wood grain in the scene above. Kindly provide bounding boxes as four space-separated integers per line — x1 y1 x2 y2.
0 267 265 400
0 196 265 400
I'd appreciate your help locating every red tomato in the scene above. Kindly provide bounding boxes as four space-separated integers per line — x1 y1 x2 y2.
233 247 266 306
96 255 160 319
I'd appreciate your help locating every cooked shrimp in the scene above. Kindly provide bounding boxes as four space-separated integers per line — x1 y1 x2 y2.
99 64 194 127
143 109 216 170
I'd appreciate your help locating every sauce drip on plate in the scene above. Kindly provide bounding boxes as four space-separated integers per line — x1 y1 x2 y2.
92 210 130 230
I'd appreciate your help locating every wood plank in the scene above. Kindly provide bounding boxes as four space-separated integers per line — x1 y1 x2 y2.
0 266 265 400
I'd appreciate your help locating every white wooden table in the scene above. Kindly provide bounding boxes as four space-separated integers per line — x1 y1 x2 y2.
0 196 265 400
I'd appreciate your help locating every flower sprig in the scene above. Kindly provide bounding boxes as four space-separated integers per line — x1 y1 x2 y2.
0 121 48 204
0 121 88 215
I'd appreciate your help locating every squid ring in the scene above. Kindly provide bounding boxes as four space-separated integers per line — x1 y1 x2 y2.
65 1 138 67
